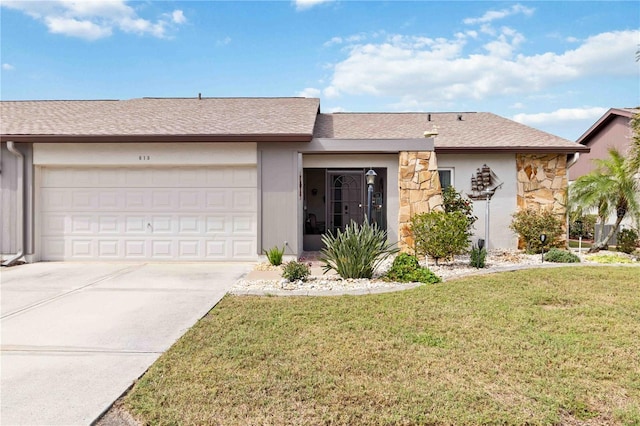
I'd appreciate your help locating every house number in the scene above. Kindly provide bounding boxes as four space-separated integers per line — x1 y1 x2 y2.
138 155 151 161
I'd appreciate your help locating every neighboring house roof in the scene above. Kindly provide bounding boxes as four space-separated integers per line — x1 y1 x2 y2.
314 112 588 153
569 107 638 181
0 97 321 142
576 107 639 146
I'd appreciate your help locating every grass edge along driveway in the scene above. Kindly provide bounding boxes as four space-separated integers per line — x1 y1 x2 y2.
125 266 640 425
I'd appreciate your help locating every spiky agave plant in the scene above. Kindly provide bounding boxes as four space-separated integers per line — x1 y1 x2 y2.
320 219 398 279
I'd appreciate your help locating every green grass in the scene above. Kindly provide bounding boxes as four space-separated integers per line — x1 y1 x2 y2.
568 239 593 249
586 253 635 264
125 267 640 425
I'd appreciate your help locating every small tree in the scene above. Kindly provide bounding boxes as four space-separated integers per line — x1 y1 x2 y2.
510 209 564 254
442 186 477 232
569 148 640 252
411 211 472 265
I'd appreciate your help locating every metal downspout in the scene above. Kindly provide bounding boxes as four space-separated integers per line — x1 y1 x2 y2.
2 141 25 266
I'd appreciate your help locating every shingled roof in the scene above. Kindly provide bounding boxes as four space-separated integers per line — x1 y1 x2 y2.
0 97 320 142
314 112 589 153
576 107 639 146
1 97 587 153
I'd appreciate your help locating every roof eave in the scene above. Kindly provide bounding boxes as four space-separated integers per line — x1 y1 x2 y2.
435 145 590 154
0 133 314 143
575 108 637 146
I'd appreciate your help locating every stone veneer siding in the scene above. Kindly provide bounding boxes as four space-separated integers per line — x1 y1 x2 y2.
516 153 568 247
398 151 443 252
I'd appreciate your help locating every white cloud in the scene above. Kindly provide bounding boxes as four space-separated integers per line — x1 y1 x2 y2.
0 1 186 40
294 0 333 11
323 33 373 48
171 10 186 24
216 36 232 46
463 4 535 25
297 87 321 98
45 16 112 40
320 29 639 107
325 106 347 113
512 107 608 126
2 63 16 71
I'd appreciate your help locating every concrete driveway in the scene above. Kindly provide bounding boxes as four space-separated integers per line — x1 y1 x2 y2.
1 261 251 425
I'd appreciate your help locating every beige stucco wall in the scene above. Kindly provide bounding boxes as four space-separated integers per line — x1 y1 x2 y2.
437 153 519 250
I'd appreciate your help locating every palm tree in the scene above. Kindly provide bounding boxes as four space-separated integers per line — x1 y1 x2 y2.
569 148 640 252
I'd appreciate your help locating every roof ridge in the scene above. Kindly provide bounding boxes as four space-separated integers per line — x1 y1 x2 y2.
329 111 479 115
139 96 318 100
0 99 119 102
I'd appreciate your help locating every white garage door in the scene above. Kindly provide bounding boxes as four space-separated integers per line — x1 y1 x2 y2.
40 166 257 261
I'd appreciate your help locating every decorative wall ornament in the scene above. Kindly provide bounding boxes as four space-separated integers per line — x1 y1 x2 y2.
468 164 504 200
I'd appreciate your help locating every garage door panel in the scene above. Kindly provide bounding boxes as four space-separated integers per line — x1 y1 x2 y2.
125 216 146 233
70 215 93 234
42 238 65 260
98 216 120 234
124 191 147 210
232 239 256 258
98 240 119 257
205 215 227 233
178 216 201 233
178 240 201 257
125 240 146 257
71 191 97 210
71 239 93 258
150 216 173 234
178 190 202 210
42 189 69 211
41 166 257 261
98 191 123 210
232 215 256 234
232 189 257 210
205 190 232 210
231 168 257 187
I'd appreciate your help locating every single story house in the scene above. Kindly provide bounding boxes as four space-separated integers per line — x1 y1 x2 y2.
1 97 588 264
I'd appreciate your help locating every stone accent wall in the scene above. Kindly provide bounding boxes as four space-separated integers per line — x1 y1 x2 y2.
398 151 443 252
516 153 568 247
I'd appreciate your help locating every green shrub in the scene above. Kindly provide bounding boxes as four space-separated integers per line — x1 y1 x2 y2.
510 209 564 254
544 248 580 263
320 220 399 279
616 228 639 254
282 261 311 282
411 211 472 265
442 186 477 231
469 244 487 268
384 253 441 284
264 245 285 266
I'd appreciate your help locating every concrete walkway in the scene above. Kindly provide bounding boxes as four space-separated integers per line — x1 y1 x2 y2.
0 262 251 426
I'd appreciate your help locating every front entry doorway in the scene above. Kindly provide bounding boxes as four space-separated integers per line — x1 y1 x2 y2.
303 168 386 251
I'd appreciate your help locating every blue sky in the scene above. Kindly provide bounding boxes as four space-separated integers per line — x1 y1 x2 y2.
1 1 638 140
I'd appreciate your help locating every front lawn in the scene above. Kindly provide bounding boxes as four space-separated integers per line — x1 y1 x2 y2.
125 267 640 425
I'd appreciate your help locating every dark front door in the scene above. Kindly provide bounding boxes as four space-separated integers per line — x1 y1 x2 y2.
327 171 365 234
